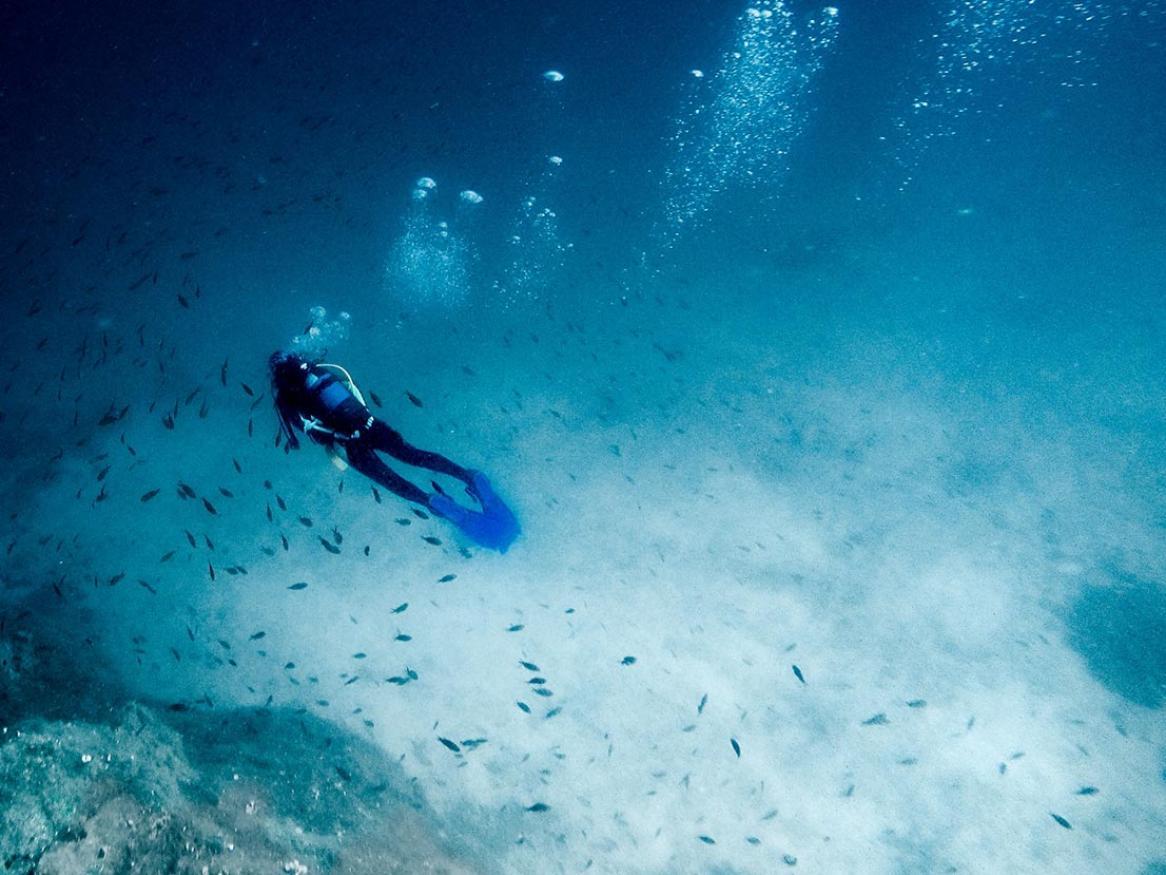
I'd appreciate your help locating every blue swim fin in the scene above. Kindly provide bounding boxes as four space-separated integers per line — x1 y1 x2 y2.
429 472 519 553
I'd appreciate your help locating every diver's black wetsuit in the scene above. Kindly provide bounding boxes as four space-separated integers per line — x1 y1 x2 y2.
272 358 471 506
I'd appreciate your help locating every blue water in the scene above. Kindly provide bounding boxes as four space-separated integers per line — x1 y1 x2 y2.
1 1 1164 872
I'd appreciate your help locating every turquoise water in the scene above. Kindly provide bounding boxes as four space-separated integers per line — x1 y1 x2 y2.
1 1 1164 872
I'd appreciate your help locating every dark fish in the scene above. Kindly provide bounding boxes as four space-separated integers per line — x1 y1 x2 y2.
1075 787 1099 796
1050 813 1072 830
288 582 309 590
516 701 531 714
862 713 889 726
392 602 408 614
526 803 550 813
232 457 242 473
220 359 228 386
353 652 367 659
697 836 716 845
109 572 125 586
202 497 218 515
371 486 382 503
218 487 234 498
422 535 441 546
906 699 927 708
394 634 412 642
177 294 190 309
731 738 741 757
621 656 636 666
139 580 157 595
438 573 457 583
520 661 540 672
160 549 175 561
167 702 189 712
369 391 383 407
185 530 197 547
335 765 352 782
178 482 197 498
298 516 313 527
792 665 806 684
276 495 287 511
208 562 216 581
698 693 708 714
437 737 461 753
240 382 254 397
319 537 340 554
280 534 289 551
140 489 160 502
250 631 266 640
331 526 342 545
533 688 553 698
406 391 423 407
507 624 524 632
395 518 412 526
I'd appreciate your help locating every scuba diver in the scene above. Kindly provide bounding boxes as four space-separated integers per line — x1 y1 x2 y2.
268 350 519 552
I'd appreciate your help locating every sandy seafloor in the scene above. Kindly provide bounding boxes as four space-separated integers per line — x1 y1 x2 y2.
1 1 1165 873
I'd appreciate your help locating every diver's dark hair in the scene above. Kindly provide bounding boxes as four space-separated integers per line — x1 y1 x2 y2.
269 350 310 390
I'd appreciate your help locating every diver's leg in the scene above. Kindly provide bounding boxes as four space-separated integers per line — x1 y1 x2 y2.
344 440 430 506
366 420 473 482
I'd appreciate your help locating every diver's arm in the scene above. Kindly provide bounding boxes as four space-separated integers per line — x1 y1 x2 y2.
274 394 302 449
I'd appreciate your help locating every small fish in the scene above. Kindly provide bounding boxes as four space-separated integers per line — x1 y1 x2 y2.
621 655 636 665
392 602 408 614
422 535 441 546
437 573 457 583
1050 813 1072 830
906 699 927 708
507 624 525 632
139 580 157 595
208 562 216 581
394 633 412 642
185 529 197 548
533 688 553 698
335 765 352 782
220 359 229 386
525 803 550 813
520 661 540 672
240 382 254 397
319 536 340 554
160 550 175 562
792 665 806 684
202 497 218 515
697 835 716 845
249 631 266 640
369 391 383 407
862 713 889 726
276 495 287 511
288 582 309 590
406 391 423 407
371 486 382 504
437 737 461 753
218 486 234 498
298 516 314 527
177 294 190 309
730 738 741 757
516 701 531 714
1075 787 1099 796
698 694 708 715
